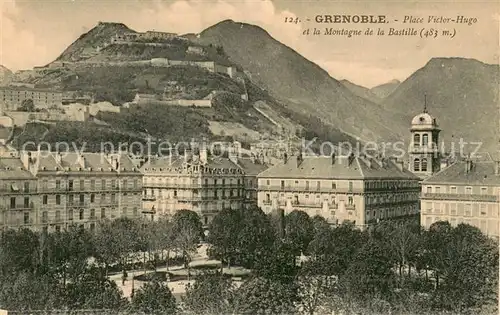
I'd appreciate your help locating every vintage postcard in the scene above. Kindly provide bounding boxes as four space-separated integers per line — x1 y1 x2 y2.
0 0 498 314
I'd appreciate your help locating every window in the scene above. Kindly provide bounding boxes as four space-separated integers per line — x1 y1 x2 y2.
68 209 73 221
480 187 487 195
90 223 95 232
23 182 30 193
222 179 226 186
56 195 61 205
422 134 429 146
68 180 74 191
10 197 16 209
421 158 428 172
480 204 487 215
450 186 457 194
266 194 270 202
348 181 353 192
90 180 95 190
111 194 116 203
24 197 29 208
332 182 337 189
43 195 48 205
101 179 106 190
79 209 84 220
305 181 309 190
348 196 353 205
79 194 85 205
317 181 321 190
90 209 95 219
465 187 472 194
101 208 106 219
55 226 61 233
123 179 128 189
266 180 270 186
134 179 138 189
79 179 84 190
23 212 30 225
55 180 61 190
294 195 299 204
173 190 177 198
42 211 48 224
413 134 420 146
280 180 285 189
90 194 95 203
435 186 440 193
111 180 116 189
414 158 420 172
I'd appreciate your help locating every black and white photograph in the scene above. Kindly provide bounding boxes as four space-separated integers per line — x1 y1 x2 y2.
0 0 498 314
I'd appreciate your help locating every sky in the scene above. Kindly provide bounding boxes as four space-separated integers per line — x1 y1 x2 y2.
0 0 498 87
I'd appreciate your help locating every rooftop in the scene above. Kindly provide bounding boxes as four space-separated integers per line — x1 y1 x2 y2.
258 155 419 180
0 157 35 180
424 160 500 186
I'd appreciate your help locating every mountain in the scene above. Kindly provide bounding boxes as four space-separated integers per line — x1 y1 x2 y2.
0 65 13 86
340 79 381 104
194 20 406 143
384 58 499 153
55 22 133 62
371 79 400 99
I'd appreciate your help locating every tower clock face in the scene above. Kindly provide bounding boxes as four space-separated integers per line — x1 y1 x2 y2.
419 117 425 122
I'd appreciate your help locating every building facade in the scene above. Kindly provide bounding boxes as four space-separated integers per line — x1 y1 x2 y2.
141 148 267 226
0 151 144 232
421 159 500 238
0 157 38 230
257 154 421 227
0 87 63 110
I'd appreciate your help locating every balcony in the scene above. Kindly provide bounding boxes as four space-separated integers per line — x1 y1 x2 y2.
259 186 364 194
142 195 157 201
421 192 498 202
8 204 34 211
66 201 90 207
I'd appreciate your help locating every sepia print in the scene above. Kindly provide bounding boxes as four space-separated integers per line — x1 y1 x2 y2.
0 0 498 314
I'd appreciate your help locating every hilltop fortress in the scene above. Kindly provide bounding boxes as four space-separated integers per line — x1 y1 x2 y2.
36 23 237 78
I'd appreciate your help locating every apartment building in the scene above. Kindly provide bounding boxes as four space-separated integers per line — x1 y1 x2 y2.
11 151 143 232
257 154 421 227
0 87 63 110
141 149 268 226
421 159 500 238
0 157 38 230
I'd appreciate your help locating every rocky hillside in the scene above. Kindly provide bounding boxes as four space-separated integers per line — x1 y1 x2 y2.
55 22 133 62
0 65 13 86
371 79 400 99
340 80 381 104
384 58 499 153
194 20 406 143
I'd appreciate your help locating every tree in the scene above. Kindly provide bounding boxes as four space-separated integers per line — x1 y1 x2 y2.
131 280 177 314
183 271 236 314
339 239 396 304
431 223 499 312
233 277 299 315
19 99 35 112
208 208 242 269
171 210 203 277
64 267 128 309
284 210 314 257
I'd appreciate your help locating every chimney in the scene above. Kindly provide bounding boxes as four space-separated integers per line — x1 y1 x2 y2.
55 152 62 165
394 159 404 172
348 153 355 167
495 161 499 175
296 153 303 168
228 146 238 165
283 153 288 164
200 148 208 164
77 154 85 168
465 159 472 173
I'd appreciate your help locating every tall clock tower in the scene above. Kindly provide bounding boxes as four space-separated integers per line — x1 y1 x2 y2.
408 100 441 179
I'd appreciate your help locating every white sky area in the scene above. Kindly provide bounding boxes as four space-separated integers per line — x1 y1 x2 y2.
0 0 498 87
